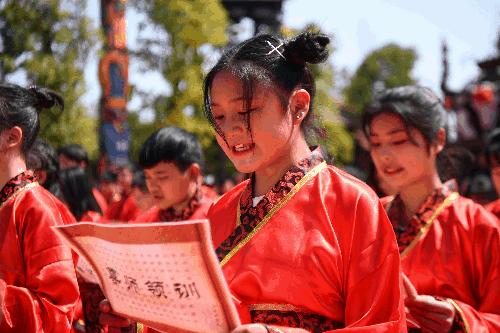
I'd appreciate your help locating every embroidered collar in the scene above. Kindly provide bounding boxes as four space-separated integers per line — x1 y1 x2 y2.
216 148 324 262
239 148 324 218
387 180 455 253
158 188 203 222
0 171 36 206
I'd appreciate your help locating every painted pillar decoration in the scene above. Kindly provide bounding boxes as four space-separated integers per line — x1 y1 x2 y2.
99 0 130 170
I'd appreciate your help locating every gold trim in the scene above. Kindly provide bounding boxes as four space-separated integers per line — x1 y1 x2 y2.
236 193 242 227
136 322 144 333
249 303 308 312
0 182 38 210
401 192 459 258
447 298 471 333
221 162 327 267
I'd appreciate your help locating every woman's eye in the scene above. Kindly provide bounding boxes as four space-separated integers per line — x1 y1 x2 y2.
392 140 407 145
370 142 381 148
213 115 224 120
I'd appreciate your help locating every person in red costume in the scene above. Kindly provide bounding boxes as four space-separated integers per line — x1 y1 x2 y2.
100 32 406 333
100 126 214 333
59 167 103 222
363 85 500 332
484 128 500 219
0 84 80 332
134 126 213 224
58 144 109 214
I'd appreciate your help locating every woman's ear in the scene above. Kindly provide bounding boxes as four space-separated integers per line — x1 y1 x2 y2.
434 128 447 154
289 89 310 124
188 163 201 181
4 126 23 149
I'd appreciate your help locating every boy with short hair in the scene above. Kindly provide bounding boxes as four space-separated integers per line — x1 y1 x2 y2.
136 126 213 223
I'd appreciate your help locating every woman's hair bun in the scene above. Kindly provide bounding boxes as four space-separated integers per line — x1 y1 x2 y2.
284 31 330 66
28 86 64 112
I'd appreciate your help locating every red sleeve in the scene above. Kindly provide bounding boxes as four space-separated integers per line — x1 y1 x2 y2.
450 206 500 332
0 190 80 332
338 195 405 332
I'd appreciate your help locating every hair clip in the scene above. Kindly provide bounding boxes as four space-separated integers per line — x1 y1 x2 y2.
266 41 285 59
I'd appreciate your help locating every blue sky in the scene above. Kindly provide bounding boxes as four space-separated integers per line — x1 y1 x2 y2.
81 0 498 121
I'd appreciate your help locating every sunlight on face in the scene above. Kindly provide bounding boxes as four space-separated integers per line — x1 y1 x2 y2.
144 162 194 210
369 113 436 191
209 71 294 174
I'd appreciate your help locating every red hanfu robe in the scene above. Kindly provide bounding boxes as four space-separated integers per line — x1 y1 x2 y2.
383 182 500 332
104 194 141 222
208 151 406 332
484 198 500 220
0 171 80 332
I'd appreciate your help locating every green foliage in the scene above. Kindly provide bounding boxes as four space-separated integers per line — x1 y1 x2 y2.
130 0 228 174
0 0 99 158
343 43 417 115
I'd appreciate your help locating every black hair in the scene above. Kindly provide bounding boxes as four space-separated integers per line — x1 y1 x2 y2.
139 126 204 172
486 128 500 166
26 138 63 200
132 170 148 193
100 170 118 183
0 84 64 154
203 31 330 141
59 167 102 220
57 144 89 166
362 85 447 147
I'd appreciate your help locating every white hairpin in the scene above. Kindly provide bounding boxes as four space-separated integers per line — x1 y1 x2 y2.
266 41 285 59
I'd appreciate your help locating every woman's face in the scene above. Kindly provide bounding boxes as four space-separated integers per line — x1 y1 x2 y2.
368 113 438 192
209 71 297 174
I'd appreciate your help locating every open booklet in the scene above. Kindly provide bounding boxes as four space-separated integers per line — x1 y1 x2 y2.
53 220 241 333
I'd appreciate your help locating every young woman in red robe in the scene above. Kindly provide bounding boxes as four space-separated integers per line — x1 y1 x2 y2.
203 32 405 333
363 86 500 332
101 32 405 333
0 84 80 332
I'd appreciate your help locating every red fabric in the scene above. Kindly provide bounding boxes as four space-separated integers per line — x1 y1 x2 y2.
104 194 141 222
208 157 406 332
0 172 80 332
384 190 500 332
92 188 108 214
80 211 102 223
485 198 500 220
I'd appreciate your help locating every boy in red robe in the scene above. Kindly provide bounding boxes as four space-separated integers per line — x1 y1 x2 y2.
0 84 80 332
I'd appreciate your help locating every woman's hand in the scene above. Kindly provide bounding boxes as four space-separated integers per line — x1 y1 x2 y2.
403 274 455 333
99 299 137 333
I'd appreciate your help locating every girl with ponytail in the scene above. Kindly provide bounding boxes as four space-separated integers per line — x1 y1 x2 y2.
102 31 405 333
0 84 80 332
363 86 500 332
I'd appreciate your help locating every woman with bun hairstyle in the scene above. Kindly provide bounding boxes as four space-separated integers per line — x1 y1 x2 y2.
0 84 80 332
204 31 405 332
100 31 405 333
363 86 500 332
